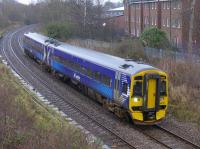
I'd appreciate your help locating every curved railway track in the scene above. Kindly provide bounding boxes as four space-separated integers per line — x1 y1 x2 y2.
0 26 199 149
1 26 136 149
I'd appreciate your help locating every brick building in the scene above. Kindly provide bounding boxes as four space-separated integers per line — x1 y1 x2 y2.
124 0 200 50
105 7 125 36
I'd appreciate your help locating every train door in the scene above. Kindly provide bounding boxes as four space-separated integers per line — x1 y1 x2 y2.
46 46 52 66
43 44 51 65
114 72 120 100
43 44 47 63
143 74 160 111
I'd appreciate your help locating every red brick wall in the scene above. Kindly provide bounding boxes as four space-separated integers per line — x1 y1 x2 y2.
124 0 200 50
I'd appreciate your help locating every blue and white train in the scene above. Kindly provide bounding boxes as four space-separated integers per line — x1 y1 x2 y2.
23 32 169 124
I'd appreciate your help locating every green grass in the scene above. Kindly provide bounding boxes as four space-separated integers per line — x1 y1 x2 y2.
0 64 100 149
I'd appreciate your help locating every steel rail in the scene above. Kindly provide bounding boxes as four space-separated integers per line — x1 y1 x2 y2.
2 26 137 149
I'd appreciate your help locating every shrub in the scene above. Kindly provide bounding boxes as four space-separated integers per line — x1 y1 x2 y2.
140 27 171 49
45 22 73 40
115 38 148 61
154 58 200 124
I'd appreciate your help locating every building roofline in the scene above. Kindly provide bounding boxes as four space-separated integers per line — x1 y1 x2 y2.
107 6 124 12
128 0 169 5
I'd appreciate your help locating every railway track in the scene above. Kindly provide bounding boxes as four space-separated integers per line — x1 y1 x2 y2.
154 125 200 149
1 27 136 149
136 124 200 149
0 26 199 149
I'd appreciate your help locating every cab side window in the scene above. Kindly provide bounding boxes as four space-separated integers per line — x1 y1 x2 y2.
122 82 128 94
133 82 142 96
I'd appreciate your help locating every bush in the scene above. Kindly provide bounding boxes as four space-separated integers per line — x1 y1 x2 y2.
116 38 148 61
154 58 200 124
140 27 171 49
45 22 73 40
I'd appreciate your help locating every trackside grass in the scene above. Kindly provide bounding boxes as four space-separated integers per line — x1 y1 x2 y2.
0 64 100 149
154 58 200 126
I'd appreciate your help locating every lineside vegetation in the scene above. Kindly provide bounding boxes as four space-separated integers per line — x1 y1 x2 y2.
0 64 100 149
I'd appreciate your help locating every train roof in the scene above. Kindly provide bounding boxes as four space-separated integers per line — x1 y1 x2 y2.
24 32 158 76
24 32 49 45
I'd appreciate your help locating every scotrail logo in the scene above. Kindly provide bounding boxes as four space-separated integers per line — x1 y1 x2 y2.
73 73 80 81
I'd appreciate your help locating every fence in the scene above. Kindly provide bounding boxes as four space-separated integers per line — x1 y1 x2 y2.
144 47 200 63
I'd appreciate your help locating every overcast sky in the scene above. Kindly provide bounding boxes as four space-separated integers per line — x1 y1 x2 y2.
17 0 122 5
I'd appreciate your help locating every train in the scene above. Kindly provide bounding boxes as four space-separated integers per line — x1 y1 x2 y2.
23 32 168 125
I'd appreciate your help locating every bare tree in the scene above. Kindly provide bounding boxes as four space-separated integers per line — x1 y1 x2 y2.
188 0 196 52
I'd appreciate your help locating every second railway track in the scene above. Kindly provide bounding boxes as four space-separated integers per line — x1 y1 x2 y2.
0 25 199 149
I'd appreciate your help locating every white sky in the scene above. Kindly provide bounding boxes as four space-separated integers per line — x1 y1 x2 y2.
17 0 121 5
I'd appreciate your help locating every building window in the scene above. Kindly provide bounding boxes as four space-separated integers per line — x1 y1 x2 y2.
167 18 170 27
147 16 149 24
162 18 166 27
145 4 148 9
167 2 170 10
177 0 181 9
163 3 166 9
152 3 155 9
173 37 179 47
131 16 134 22
136 16 140 23
136 29 140 37
137 4 140 9
155 17 157 25
177 19 181 28
145 16 149 25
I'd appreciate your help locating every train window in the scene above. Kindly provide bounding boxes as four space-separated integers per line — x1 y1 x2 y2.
94 71 101 81
68 60 74 68
160 81 167 96
133 81 142 96
80 66 87 75
26 38 43 53
74 62 81 72
102 75 111 87
87 68 93 78
122 82 128 94
63 59 69 67
53 55 60 63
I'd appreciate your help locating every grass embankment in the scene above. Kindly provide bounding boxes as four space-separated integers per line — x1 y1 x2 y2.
0 64 100 149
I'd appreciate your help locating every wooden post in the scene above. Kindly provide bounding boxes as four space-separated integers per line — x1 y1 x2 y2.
188 0 196 53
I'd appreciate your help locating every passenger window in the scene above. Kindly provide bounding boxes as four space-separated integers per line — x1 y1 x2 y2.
94 71 101 81
122 82 128 94
133 81 142 96
81 66 87 75
73 62 80 71
87 68 93 77
102 74 111 87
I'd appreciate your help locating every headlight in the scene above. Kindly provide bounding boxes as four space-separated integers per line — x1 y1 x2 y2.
160 97 164 101
134 97 139 102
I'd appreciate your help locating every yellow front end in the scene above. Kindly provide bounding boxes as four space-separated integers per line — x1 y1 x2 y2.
129 70 168 124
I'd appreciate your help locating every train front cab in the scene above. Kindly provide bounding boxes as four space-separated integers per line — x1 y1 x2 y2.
129 70 168 124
